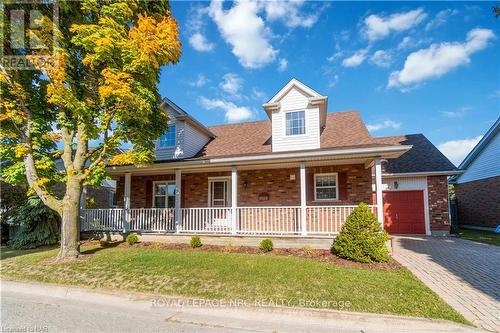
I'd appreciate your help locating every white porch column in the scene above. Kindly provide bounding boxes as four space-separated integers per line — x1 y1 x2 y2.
123 173 131 232
175 169 181 233
300 162 307 236
231 166 238 235
374 158 384 225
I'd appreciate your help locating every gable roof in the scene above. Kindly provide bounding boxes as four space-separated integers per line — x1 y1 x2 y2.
458 117 499 170
197 111 386 159
267 78 323 103
373 134 457 174
160 98 216 138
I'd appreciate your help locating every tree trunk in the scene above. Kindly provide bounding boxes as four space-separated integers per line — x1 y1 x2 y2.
58 180 82 259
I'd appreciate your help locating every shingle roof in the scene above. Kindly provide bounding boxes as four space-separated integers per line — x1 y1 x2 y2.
373 134 457 173
197 111 384 158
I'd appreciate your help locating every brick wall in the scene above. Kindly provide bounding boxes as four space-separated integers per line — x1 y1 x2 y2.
306 164 373 205
114 164 373 208
455 176 500 228
427 175 450 232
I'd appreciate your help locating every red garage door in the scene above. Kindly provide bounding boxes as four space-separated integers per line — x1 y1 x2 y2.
383 191 425 234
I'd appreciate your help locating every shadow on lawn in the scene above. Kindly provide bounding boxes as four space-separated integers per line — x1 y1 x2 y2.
0 246 58 260
396 236 500 302
80 241 123 255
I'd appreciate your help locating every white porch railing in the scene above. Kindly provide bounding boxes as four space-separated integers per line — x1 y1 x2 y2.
81 205 377 236
129 208 175 232
180 207 232 234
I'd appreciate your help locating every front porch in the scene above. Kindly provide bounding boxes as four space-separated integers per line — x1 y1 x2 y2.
82 158 385 237
81 205 377 237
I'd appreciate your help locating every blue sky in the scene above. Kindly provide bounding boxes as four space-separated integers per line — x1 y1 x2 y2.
159 1 499 165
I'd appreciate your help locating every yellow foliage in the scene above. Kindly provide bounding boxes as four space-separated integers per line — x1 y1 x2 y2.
14 144 28 158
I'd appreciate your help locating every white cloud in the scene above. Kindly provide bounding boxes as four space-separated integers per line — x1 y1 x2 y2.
342 49 368 67
251 88 267 101
189 74 209 87
263 0 318 28
370 50 392 67
388 28 495 89
366 120 401 132
326 51 343 62
199 97 253 123
208 0 277 69
363 8 427 42
425 9 459 31
438 135 482 166
328 74 339 88
440 106 471 118
220 73 243 97
397 36 431 50
278 58 288 71
189 33 214 52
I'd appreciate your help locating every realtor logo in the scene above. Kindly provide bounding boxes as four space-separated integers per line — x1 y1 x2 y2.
1 0 59 70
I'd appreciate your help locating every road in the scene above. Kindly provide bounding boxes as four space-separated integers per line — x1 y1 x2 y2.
1 280 484 333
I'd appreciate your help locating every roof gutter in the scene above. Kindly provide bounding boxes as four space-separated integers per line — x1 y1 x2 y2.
382 170 463 178
108 145 411 174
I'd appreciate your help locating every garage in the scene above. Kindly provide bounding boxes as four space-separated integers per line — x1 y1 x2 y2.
383 190 426 234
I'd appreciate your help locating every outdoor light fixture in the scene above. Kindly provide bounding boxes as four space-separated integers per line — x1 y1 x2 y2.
394 181 399 189
243 180 248 188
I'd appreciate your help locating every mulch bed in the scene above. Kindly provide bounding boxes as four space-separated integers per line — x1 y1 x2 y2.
80 240 402 270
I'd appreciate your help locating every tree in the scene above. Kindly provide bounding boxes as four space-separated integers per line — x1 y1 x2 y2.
0 0 181 258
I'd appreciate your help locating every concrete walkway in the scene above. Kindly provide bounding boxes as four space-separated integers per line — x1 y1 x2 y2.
1 280 482 333
392 236 500 332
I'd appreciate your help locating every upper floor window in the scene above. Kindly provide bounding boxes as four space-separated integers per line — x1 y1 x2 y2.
159 124 176 148
285 111 305 136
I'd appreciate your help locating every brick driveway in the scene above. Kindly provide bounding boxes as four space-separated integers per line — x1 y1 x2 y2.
392 236 500 332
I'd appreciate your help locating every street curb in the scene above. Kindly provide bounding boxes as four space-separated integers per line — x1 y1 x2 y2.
1 279 484 332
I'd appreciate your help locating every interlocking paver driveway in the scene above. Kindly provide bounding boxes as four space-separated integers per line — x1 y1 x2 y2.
392 236 500 332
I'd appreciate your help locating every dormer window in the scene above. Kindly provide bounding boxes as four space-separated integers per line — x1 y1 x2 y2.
285 111 305 136
159 124 176 148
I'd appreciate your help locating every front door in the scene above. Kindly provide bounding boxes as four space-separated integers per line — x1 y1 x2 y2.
209 179 230 207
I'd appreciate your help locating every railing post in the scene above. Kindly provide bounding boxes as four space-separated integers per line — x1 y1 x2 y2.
300 162 307 236
374 158 384 226
175 169 181 233
231 166 238 235
123 173 131 233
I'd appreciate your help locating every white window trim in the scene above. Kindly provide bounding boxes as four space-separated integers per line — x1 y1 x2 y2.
158 123 177 149
207 176 231 207
152 180 175 208
314 173 339 201
283 110 307 137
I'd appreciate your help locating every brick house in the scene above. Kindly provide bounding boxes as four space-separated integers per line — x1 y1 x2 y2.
83 79 458 237
452 118 499 229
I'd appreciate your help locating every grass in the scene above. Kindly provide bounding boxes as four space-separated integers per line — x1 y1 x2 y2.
0 244 467 324
458 228 500 246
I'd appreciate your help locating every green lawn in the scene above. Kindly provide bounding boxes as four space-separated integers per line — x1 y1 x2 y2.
0 244 467 324
458 228 500 246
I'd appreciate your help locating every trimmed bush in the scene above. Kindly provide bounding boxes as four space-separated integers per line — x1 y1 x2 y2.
260 239 273 252
126 234 139 245
190 236 202 248
331 203 389 263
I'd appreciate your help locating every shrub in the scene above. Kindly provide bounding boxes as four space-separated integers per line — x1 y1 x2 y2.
8 196 60 249
331 202 389 263
190 236 202 248
260 239 273 252
126 234 139 245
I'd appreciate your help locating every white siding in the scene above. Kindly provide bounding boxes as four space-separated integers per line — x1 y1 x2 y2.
457 131 500 184
272 87 320 152
184 121 210 157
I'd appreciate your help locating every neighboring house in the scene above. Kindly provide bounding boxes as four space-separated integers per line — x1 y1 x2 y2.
88 79 459 236
452 118 500 229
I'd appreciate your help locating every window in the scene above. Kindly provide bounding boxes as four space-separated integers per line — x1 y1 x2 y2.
285 111 305 136
159 124 176 148
314 173 338 200
153 182 176 208
108 191 117 207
